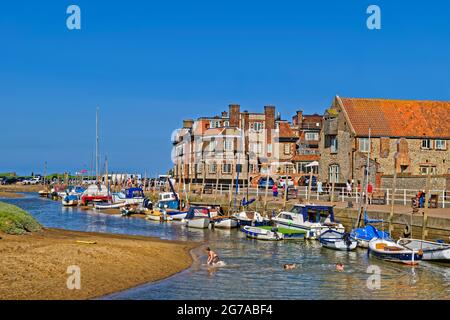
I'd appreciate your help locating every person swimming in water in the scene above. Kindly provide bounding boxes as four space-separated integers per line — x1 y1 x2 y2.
206 247 220 265
336 263 345 272
283 264 297 270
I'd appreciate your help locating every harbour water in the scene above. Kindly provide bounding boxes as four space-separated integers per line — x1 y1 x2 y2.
3 194 449 300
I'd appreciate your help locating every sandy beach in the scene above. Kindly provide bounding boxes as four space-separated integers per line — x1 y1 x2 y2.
0 228 199 300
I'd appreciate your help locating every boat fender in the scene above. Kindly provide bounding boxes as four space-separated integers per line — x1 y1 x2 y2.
403 224 411 238
418 249 424 256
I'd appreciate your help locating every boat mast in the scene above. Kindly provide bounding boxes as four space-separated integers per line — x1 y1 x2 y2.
96 107 100 183
365 127 372 208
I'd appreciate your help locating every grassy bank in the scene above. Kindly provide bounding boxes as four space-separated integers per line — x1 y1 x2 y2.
0 202 42 235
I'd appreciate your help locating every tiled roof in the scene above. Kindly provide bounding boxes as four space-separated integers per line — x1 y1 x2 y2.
278 122 298 138
338 97 450 138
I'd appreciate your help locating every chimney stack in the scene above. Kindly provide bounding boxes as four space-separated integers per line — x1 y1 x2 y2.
264 106 276 153
229 104 240 127
296 110 303 127
183 119 194 129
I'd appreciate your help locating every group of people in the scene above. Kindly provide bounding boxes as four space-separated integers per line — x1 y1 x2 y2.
413 190 427 208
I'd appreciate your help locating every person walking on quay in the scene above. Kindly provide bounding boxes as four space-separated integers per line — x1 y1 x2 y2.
317 180 323 195
272 184 278 198
346 180 352 197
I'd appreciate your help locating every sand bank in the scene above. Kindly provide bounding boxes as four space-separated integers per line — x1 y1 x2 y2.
0 228 199 300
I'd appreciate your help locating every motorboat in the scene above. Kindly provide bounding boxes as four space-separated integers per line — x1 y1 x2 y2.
61 194 80 207
232 211 270 227
81 184 112 205
112 188 145 205
319 229 357 251
368 238 423 266
213 218 238 229
397 238 450 262
272 204 345 239
181 207 211 229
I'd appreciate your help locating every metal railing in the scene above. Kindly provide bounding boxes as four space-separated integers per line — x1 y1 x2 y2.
163 183 450 209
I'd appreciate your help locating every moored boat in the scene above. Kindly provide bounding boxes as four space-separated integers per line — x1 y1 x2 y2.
368 238 423 265
182 206 211 229
232 211 270 227
272 204 345 239
61 194 80 207
351 225 391 248
112 188 145 205
319 229 357 251
213 218 238 229
81 184 112 205
397 238 450 262
242 226 283 241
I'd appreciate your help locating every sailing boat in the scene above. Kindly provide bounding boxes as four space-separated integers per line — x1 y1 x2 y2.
81 107 111 206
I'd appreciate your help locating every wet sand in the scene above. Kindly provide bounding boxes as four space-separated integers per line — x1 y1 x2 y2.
0 228 199 300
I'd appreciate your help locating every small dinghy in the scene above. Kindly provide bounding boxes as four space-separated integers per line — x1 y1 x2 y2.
213 218 238 229
350 225 391 248
242 226 283 241
319 229 357 251
146 209 173 222
397 238 450 262
94 202 127 210
368 238 423 265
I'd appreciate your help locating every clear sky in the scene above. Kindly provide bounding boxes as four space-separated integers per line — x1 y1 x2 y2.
1 0 450 176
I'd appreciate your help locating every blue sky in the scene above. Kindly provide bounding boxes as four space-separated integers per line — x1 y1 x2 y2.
1 0 450 176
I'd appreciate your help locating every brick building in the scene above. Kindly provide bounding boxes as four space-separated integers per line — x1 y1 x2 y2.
172 104 323 185
319 96 450 190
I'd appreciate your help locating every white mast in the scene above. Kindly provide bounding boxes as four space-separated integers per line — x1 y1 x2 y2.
96 107 100 182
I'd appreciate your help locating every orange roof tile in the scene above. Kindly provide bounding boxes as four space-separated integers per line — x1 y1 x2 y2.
338 97 450 139
278 122 298 138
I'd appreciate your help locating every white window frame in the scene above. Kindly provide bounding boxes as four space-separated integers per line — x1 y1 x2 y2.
359 138 370 152
328 165 339 183
222 163 232 174
435 139 446 150
284 144 291 155
305 132 319 141
224 139 233 151
210 120 221 128
267 143 273 153
209 164 217 174
421 139 431 150
252 122 264 132
209 140 217 152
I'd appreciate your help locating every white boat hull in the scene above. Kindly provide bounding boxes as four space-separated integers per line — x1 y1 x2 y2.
214 219 238 229
184 218 211 229
397 239 450 262
242 226 283 241
369 239 423 265
321 240 357 251
94 202 127 210
171 212 187 220
62 200 78 207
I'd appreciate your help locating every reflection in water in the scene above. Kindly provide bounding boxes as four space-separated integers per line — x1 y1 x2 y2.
3 195 450 300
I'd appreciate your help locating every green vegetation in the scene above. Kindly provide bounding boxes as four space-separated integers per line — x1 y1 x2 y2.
0 202 42 235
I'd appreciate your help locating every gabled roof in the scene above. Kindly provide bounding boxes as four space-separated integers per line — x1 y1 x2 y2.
278 122 298 138
337 97 450 139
